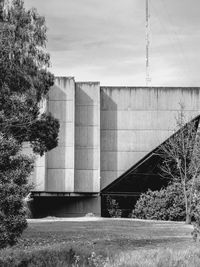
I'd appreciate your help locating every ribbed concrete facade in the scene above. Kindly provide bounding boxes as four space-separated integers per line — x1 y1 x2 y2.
30 77 200 217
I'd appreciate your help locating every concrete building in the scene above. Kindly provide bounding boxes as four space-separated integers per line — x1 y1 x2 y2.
29 77 200 217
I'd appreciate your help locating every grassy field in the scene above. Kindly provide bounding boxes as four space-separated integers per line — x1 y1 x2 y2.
15 218 193 251
1 218 199 266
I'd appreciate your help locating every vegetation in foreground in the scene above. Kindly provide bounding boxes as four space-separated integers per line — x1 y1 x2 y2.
108 247 200 267
0 244 108 267
132 183 186 221
0 0 59 248
1 241 200 267
158 110 200 224
0 219 196 266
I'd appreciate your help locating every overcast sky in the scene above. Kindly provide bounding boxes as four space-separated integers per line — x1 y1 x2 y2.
25 0 200 86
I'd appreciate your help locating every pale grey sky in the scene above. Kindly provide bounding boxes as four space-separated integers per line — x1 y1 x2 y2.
25 0 200 86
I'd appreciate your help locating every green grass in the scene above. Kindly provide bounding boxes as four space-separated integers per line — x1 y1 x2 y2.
1 218 199 266
16 219 193 251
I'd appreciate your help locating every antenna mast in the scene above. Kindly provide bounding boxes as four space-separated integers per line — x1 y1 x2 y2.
145 0 151 86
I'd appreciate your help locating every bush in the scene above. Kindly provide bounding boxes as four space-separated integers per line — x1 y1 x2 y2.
131 183 186 221
106 196 122 218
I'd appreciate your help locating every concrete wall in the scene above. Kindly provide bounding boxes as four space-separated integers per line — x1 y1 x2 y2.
47 77 75 192
31 78 101 194
100 87 200 189
33 99 47 191
75 82 100 192
31 155 46 191
29 79 200 217
29 78 101 217
24 99 47 192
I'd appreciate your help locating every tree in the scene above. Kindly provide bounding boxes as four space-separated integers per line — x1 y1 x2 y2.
0 0 59 155
0 133 34 248
0 0 59 247
159 109 200 224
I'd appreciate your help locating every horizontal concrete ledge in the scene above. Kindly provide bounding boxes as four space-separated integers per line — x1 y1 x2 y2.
76 81 100 85
56 76 74 80
31 192 99 197
28 217 104 223
100 108 200 112
101 192 141 196
100 86 200 90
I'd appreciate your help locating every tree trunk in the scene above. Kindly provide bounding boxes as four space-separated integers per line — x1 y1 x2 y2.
186 212 191 224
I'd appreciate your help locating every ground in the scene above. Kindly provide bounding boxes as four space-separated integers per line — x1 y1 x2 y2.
14 217 195 254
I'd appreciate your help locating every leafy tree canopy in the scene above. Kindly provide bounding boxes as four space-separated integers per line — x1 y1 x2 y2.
0 0 59 155
0 0 59 247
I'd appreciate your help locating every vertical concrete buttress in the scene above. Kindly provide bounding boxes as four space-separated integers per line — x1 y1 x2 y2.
25 99 47 192
46 77 75 192
75 82 100 192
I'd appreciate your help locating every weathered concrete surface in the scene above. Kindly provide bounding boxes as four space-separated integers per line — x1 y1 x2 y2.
100 87 200 189
24 99 47 191
29 79 200 217
30 78 101 217
23 144 46 192
75 82 100 192
47 77 75 192
32 99 47 191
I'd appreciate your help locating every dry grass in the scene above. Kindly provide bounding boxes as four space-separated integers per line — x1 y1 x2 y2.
106 247 200 267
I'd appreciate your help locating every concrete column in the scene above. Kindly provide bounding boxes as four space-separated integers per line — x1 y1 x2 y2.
47 77 75 192
75 82 100 192
26 99 47 192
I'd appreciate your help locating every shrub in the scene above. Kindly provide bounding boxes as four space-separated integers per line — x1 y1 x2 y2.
131 183 186 221
106 196 122 218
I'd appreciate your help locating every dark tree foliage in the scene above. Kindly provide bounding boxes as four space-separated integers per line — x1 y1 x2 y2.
0 134 34 248
131 183 186 221
0 0 59 155
0 0 59 248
